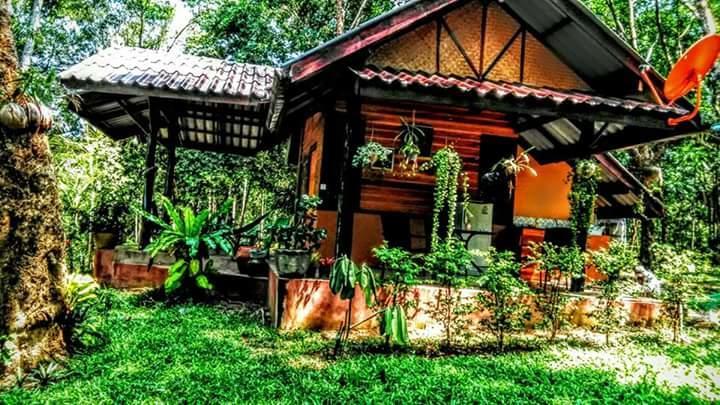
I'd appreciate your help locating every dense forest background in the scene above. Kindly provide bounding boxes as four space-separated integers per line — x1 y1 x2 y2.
8 0 719 271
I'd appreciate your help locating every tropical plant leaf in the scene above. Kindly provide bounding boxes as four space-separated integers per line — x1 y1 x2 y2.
160 196 184 234
195 275 212 290
189 259 200 276
165 260 187 293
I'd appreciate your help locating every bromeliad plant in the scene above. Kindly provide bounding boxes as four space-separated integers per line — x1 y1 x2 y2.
142 196 233 297
395 112 425 176
476 249 532 352
589 241 638 345
530 242 586 342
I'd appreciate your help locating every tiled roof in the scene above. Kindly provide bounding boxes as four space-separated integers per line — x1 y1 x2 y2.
354 67 687 117
60 47 283 103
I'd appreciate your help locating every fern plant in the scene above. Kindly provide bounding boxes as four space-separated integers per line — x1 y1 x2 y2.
141 196 233 296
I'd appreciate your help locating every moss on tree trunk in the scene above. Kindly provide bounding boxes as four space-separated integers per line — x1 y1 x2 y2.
0 0 67 378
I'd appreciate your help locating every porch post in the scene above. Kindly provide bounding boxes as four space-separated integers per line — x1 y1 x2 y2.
140 98 160 247
164 128 178 201
335 78 364 256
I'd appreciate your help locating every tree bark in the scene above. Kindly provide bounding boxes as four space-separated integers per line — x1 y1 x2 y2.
335 0 345 35
0 0 67 377
19 0 43 70
695 0 717 34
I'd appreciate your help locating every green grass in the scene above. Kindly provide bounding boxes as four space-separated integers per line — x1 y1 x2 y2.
1 292 717 404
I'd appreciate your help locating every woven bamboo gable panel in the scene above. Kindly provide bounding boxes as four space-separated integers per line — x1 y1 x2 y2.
366 1 590 90
367 22 436 73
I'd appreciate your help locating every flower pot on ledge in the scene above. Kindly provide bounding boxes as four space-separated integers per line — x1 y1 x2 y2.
93 231 119 249
268 249 311 276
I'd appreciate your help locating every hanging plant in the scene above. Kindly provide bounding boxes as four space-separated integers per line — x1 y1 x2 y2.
422 145 469 250
395 111 425 177
481 148 537 200
352 141 392 171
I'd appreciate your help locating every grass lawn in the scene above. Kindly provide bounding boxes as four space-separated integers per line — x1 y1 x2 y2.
1 292 718 404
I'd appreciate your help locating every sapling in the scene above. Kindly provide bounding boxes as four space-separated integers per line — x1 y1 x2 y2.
589 241 638 345
530 242 585 342
424 239 473 348
653 244 702 343
476 249 532 352
373 242 420 347
329 256 378 354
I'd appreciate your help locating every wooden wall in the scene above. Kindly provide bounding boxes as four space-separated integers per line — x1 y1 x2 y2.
359 101 516 215
302 112 325 196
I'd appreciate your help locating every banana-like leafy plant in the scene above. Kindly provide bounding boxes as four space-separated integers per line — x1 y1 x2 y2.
330 256 379 354
141 196 233 296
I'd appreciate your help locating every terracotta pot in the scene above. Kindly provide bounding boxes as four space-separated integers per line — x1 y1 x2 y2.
93 232 119 250
236 246 253 261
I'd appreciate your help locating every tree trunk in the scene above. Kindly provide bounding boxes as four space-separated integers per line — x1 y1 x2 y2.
335 0 345 35
19 0 43 70
0 0 67 377
695 0 717 34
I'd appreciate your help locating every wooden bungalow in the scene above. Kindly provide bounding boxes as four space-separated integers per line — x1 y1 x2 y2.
60 0 703 279
279 0 701 266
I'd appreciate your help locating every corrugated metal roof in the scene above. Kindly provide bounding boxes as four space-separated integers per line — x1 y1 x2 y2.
60 47 283 104
60 47 288 154
354 67 687 116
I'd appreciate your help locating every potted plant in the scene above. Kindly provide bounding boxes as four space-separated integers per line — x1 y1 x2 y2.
88 199 127 249
268 195 327 276
352 141 392 172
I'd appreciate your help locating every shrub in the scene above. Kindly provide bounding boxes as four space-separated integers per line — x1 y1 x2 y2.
653 244 703 343
530 242 585 342
59 273 105 353
589 241 638 345
476 249 532 352
373 242 420 347
141 196 234 297
424 239 473 348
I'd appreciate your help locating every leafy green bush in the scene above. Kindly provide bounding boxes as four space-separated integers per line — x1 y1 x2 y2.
141 196 234 297
373 242 420 347
270 195 327 251
530 242 585 341
59 273 105 353
589 241 638 345
476 249 532 352
653 244 703 343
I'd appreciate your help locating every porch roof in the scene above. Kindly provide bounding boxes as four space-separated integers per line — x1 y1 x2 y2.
59 47 287 155
356 67 697 164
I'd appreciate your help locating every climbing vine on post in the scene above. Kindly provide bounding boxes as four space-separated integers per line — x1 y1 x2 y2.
568 159 601 291
569 159 601 245
422 145 469 251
